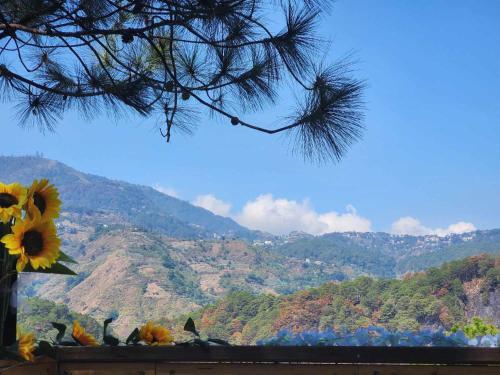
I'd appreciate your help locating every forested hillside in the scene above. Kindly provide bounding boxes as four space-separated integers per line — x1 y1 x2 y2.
3 156 500 338
0 156 256 239
171 255 500 344
21 228 346 337
269 230 500 277
18 297 103 341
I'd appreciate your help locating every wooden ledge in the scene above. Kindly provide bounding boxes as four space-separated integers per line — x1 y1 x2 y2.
2 349 500 375
54 346 500 365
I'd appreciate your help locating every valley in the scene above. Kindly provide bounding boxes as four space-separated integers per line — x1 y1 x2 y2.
1 156 499 338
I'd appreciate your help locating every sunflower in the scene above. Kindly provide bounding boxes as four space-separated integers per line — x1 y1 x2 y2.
72 321 99 346
18 332 36 361
26 179 61 222
1 217 60 272
0 182 27 223
139 322 174 346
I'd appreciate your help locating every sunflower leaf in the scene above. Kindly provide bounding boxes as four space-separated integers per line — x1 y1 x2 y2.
103 318 113 335
37 340 57 359
58 251 78 264
51 322 66 343
59 341 79 346
184 317 199 337
22 262 77 275
104 335 120 346
126 328 140 345
103 318 120 346
207 338 231 346
193 338 209 348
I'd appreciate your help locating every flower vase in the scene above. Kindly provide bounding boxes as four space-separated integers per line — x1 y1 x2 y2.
0 223 16 347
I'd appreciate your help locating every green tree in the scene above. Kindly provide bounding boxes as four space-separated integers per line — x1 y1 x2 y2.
18 297 104 341
450 317 499 340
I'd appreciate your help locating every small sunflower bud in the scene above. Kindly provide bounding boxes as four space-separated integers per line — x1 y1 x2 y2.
231 117 239 126
181 91 190 101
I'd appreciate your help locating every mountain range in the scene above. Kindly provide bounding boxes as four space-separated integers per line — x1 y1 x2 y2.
1 155 499 337
0 155 256 239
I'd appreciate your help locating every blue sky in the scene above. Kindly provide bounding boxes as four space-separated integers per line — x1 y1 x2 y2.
1 0 499 235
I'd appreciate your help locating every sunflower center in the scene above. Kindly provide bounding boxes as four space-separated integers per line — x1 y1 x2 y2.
0 193 18 208
33 192 46 215
22 230 44 256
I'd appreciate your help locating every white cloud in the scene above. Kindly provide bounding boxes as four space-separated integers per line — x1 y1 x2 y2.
235 194 372 235
391 216 476 237
434 221 477 236
192 194 232 217
153 184 179 198
190 193 477 237
390 217 432 236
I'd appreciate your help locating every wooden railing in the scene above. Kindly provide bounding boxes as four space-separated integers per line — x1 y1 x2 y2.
2 346 500 374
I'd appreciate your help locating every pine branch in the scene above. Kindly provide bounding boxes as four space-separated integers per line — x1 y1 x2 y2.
0 0 364 162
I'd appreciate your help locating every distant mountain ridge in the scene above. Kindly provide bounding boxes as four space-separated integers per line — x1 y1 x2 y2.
269 229 500 276
2 155 499 337
0 155 256 239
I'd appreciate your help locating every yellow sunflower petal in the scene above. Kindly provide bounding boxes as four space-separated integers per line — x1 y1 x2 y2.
18 332 36 362
16 255 29 272
139 322 173 346
72 321 99 347
1 234 21 252
26 179 61 222
0 182 27 223
2 217 61 272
